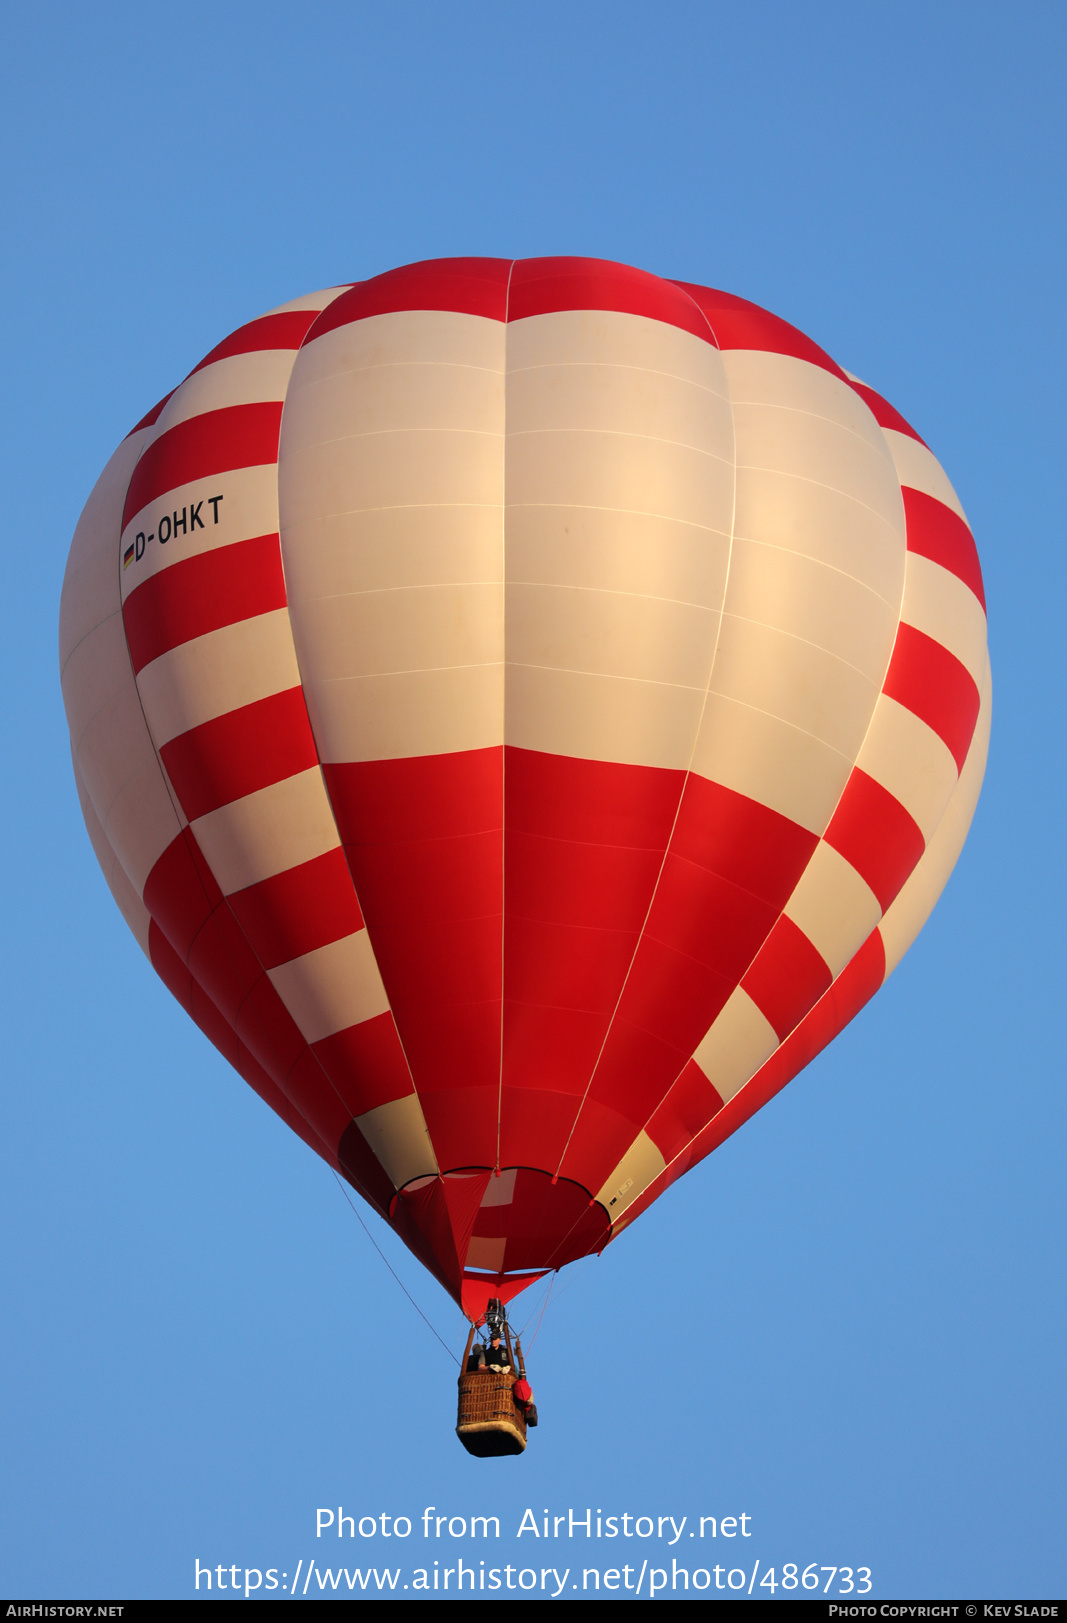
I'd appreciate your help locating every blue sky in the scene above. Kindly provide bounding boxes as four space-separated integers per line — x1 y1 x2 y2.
2 1 1063 1600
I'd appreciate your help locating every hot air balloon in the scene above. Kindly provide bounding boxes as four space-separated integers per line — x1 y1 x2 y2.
60 257 989 1446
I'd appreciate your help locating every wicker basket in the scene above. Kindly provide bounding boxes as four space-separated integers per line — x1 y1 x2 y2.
456 1370 527 1457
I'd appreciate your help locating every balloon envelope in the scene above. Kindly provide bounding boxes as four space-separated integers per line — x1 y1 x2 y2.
60 258 990 1319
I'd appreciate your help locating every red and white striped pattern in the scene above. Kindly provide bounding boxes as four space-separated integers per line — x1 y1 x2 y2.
61 260 989 1315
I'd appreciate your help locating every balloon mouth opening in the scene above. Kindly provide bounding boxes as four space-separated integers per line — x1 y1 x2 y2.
387 1165 610 1311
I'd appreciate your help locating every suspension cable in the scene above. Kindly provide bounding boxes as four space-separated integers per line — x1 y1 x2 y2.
332 1173 460 1366
523 1271 556 1352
